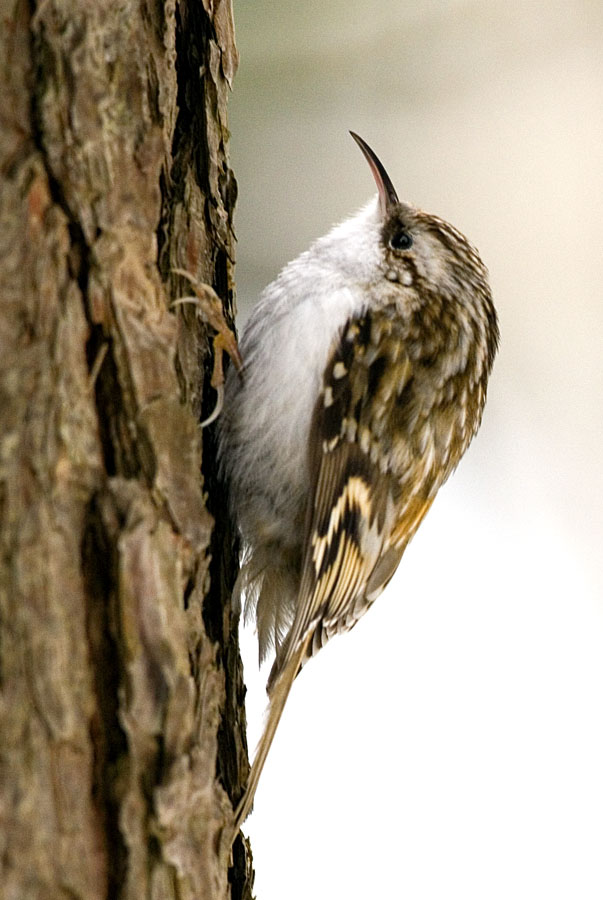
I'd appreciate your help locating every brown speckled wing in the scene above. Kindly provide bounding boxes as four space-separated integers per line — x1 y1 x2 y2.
269 305 415 686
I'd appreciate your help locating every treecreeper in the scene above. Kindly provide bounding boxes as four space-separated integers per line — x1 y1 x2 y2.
219 133 499 834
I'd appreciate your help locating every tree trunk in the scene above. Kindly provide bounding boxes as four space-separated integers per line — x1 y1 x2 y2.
0 1 252 897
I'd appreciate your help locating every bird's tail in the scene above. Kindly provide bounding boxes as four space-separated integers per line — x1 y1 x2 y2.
232 633 311 837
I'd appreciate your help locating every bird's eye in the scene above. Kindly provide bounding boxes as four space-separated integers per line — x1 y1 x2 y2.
389 230 413 251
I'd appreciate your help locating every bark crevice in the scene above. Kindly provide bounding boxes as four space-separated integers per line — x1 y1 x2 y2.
82 492 129 899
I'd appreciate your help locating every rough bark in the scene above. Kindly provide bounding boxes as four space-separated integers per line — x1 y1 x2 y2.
0 1 252 898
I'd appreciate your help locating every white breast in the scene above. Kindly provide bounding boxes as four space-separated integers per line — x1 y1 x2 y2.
220 198 384 549
226 275 362 545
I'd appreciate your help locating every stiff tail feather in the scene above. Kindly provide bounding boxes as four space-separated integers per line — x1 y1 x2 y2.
232 633 311 837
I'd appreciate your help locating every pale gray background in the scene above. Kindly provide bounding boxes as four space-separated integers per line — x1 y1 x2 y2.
228 2 603 897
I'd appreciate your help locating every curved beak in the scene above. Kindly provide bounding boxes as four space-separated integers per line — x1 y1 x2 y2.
350 131 399 217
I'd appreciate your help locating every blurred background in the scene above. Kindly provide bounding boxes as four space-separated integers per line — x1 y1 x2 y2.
227 2 603 897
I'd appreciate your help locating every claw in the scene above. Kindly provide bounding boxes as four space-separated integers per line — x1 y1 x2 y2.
200 383 224 428
171 269 243 427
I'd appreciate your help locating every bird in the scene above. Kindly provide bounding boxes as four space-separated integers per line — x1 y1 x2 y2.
219 132 499 833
